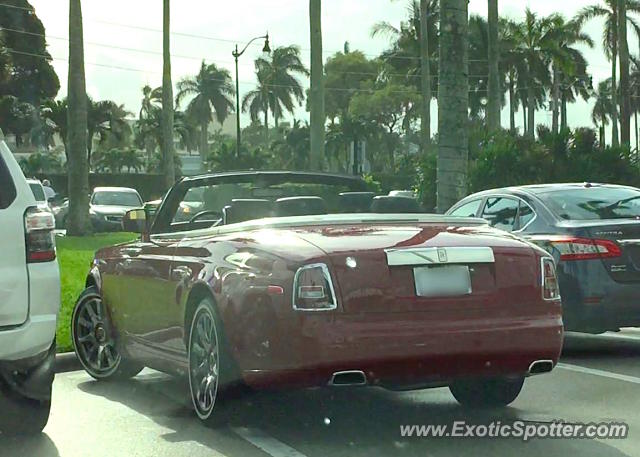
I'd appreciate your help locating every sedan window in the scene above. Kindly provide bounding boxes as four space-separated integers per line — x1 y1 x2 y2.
481 197 519 231
516 201 536 230
449 199 482 217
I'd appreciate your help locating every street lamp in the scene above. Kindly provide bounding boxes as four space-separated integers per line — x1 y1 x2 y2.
232 33 271 158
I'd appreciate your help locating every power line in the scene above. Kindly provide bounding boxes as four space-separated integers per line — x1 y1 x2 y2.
1 26 492 79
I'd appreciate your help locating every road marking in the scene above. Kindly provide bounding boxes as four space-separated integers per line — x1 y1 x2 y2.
232 427 309 457
565 331 640 343
558 363 640 385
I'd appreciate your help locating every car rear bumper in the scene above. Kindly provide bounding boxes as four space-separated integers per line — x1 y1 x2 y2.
0 315 58 361
560 262 640 331
238 313 564 390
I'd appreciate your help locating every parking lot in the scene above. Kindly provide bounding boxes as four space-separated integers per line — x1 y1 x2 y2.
0 331 638 457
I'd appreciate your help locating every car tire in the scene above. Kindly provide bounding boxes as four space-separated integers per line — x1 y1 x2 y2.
72 286 143 381
0 395 51 436
449 376 524 408
187 298 238 427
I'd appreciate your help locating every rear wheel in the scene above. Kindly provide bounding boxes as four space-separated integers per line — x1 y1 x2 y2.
188 298 237 426
72 286 143 381
0 396 51 436
449 377 524 408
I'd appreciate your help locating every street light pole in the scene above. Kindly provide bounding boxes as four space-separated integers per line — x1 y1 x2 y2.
232 33 270 159
234 46 241 159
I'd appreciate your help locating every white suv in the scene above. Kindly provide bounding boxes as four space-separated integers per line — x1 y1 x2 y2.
0 129 60 435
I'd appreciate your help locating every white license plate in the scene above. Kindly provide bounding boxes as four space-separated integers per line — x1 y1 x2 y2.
413 265 472 297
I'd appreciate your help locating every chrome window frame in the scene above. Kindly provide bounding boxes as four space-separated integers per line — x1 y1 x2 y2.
479 193 538 233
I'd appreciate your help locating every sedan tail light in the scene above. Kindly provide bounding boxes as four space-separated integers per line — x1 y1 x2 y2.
546 237 621 261
541 257 561 301
24 207 56 263
293 263 337 311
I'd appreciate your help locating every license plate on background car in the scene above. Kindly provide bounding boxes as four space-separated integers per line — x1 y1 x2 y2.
414 265 472 297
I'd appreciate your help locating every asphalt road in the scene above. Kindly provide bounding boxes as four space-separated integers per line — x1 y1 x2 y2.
2 331 640 457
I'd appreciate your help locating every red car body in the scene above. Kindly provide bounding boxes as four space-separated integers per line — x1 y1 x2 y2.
86 213 563 390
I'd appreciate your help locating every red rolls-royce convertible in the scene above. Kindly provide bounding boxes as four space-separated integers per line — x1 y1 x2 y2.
72 171 563 423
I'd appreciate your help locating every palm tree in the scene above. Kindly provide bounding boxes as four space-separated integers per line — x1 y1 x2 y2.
175 61 235 158
575 0 640 146
40 98 68 155
67 0 90 235
487 0 500 130
162 0 175 188
437 0 469 212
86 99 131 166
140 85 162 120
619 0 631 145
592 79 613 147
241 74 271 140
309 0 325 170
509 10 562 138
549 18 594 134
372 0 439 147
243 46 308 139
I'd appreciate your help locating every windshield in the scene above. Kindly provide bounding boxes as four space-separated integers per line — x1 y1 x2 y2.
538 187 640 220
28 182 45 202
91 191 141 207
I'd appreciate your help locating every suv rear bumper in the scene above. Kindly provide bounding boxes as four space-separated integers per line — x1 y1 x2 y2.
0 315 58 360
0 340 55 401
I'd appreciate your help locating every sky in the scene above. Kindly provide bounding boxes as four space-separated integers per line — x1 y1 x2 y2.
23 0 623 139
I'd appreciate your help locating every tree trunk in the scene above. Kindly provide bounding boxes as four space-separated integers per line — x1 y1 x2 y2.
161 0 175 188
86 130 93 167
600 122 605 148
264 109 269 142
552 65 560 134
437 0 469 213
561 93 568 130
527 86 535 139
612 40 620 146
487 0 500 130
522 98 527 131
633 109 639 155
508 76 515 133
309 0 325 171
619 0 631 146
200 121 208 159
419 0 432 150
67 0 90 236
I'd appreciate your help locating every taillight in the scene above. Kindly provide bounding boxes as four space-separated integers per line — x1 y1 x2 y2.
293 263 337 311
541 257 561 301
547 237 621 261
24 207 56 263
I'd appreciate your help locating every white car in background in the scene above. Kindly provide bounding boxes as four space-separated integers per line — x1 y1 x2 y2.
0 129 60 435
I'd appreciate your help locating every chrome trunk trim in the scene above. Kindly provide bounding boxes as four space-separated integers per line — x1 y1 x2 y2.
385 246 495 266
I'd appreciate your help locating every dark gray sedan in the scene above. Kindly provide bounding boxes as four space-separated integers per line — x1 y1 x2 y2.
447 183 640 334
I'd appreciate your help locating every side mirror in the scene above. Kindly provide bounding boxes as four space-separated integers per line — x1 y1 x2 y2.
122 208 149 240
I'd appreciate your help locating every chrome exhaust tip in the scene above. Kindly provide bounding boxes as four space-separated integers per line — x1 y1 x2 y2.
329 370 367 386
528 359 554 376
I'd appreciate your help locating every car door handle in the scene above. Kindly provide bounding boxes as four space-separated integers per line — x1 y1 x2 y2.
171 266 192 281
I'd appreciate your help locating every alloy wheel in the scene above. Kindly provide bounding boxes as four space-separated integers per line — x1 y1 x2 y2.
188 304 220 419
73 294 121 377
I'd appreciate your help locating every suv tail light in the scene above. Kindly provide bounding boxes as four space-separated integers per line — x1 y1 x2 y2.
541 257 561 301
24 207 56 262
546 237 621 261
293 263 337 311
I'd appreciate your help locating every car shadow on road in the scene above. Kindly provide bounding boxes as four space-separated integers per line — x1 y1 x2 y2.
0 433 59 457
77 372 629 457
562 333 640 360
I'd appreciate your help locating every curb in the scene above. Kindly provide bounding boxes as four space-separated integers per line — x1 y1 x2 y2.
55 351 82 374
